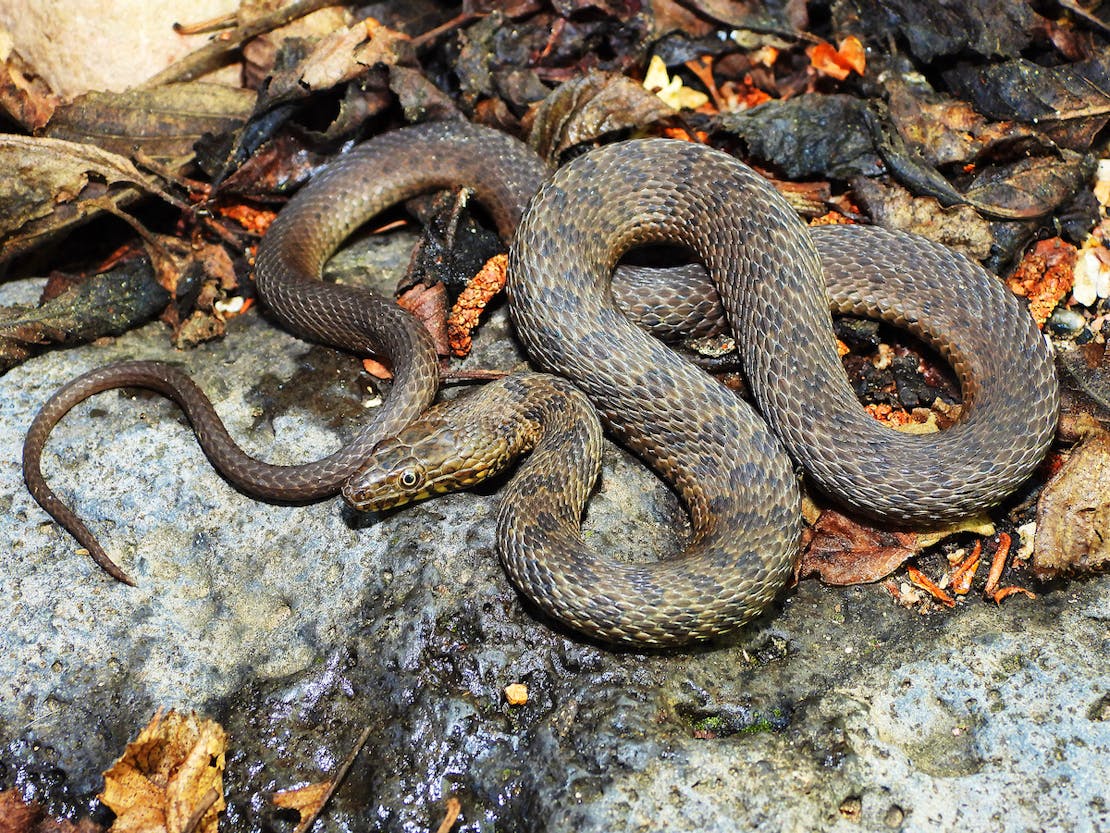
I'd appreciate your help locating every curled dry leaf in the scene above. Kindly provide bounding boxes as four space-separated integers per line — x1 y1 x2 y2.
272 781 331 827
0 34 58 130
99 709 227 833
258 17 414 110
0 135 170 264
1034 427 1110 578
527 70 675 164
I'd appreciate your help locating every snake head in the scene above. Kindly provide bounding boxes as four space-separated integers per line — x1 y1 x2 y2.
342 398 518 512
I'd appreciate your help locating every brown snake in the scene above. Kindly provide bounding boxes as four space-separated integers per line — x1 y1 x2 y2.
24 122 1058 644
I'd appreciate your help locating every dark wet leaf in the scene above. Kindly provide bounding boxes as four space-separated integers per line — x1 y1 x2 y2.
453 12 566 109
44 83 255 166
1034 427 1110 578
962 151 1097 221
714 94 882 179
212 132 327 198
528 70 674 164
945 54 1110 151
550 0 639 18
0 259 168 374
832 0 1036 63
0 135 170 264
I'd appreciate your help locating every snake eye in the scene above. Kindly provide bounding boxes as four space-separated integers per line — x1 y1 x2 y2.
398 466 423 490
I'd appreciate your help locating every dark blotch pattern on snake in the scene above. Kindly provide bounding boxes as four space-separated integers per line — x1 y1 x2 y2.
24 123 1058 644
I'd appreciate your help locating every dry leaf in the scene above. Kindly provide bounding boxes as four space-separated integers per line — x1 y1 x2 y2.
0 789 103 833
528 70 675 163
1034 428 1110 578
0 35 58 130
806 37 865 81
100 709 227 833
272 781 332 822
798 509 920 585
850 176 994 261
398 281 450 358
643 55 709 111
45 83 255 165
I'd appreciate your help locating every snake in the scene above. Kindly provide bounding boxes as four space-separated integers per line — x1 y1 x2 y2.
23 121 1059 644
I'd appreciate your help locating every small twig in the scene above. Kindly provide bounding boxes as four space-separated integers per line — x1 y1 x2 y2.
411 12 486 49
434 797 462 833
292 725 373 833
181 788 221 833
173 11 238 36
142 0 339 87
132 148 212 196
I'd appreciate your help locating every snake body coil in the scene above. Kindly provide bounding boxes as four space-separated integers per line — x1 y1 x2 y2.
24 123 1058 643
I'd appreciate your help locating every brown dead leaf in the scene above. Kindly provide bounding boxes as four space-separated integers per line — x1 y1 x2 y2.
527 70 675 164
99 709 227 833
0 37 58 130
0 789 103 833
1057 342 1110 440
885 75 1042 168
798 509 920 585
259 17 414 110
272 781 331 824
0 789 39 833
398 281 450 358
962 150 1096 221
1034 427 1110 578
45 83 255 166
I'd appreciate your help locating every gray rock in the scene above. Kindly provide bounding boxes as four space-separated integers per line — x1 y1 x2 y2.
1 233 1107 832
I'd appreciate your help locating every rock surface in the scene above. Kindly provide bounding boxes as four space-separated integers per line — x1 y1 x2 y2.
1 233 1108 833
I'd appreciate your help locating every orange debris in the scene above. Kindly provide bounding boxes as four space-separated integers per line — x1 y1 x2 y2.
448 254 508 357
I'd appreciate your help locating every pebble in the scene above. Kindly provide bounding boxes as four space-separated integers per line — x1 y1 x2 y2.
1047 306 1087 336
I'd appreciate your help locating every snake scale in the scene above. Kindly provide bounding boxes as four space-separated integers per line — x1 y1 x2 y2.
23 121 1059 644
